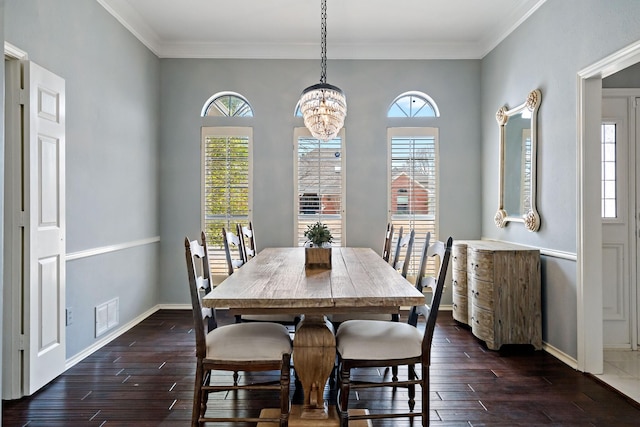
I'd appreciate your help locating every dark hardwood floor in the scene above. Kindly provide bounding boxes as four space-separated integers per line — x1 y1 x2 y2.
3 309 640 426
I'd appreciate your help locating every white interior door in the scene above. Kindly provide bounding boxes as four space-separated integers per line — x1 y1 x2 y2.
601 93 634 349
3 59 66 397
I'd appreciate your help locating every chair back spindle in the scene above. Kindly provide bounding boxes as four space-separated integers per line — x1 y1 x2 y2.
222 227 244 275
382 222 394 262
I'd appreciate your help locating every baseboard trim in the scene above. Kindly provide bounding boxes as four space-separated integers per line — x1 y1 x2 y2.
65 305 160 370
158 303 191 310
542 341 578 370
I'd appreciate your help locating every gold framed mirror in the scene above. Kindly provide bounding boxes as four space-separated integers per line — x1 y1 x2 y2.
495 89 541 232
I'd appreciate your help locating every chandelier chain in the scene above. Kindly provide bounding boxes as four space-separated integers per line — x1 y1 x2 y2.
320 0 327 84
299 0 346 142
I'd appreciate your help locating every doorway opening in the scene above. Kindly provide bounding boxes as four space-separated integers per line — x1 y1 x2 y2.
578 40 640 397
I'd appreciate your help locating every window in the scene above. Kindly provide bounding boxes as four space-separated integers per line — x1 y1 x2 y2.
294 127 345 246
388 91 440 118
388 127 438 281
201 92 254 117
397 189 409 212
202 127 252 278
601 122 617 218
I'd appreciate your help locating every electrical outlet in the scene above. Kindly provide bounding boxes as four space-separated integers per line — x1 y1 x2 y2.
66 307 73 326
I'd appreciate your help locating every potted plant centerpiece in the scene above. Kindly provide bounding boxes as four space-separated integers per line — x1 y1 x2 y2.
304 221 333 269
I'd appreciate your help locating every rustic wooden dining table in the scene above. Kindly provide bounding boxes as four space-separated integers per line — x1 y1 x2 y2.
202 246 425 426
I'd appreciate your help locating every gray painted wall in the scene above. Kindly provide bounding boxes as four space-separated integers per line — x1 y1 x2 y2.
4 0 160 357
158 58 482 304
481 0 640 357
2 0 640 385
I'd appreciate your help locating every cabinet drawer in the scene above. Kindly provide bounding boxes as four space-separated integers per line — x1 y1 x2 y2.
452 294 468 323
470 304 494 344
452 243 467 269
467 250 494 281
469 277 493 310
451 268 467 294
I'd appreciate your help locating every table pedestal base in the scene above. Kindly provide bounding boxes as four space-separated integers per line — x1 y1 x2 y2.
257 405 371 426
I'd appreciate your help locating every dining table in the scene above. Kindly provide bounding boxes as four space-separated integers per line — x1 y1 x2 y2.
202 246 425 426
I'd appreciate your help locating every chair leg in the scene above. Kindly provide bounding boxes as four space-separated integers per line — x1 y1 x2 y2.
192 364 204 427
280 354 291 427
392 313 400 381
408 363 416 411
422 363 429 427
338 364 351 427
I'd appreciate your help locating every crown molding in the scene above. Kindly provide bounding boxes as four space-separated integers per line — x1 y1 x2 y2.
99 0 546 60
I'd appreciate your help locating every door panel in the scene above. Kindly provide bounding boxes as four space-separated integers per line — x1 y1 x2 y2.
23 61 66 395
601 95 631 348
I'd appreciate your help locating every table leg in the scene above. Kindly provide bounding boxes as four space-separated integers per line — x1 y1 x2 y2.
292 314 335 420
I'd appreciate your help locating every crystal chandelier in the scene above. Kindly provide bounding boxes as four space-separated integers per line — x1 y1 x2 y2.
299 0 347 142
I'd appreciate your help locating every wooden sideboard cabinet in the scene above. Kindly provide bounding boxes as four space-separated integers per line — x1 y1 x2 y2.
451 243 469 324
451 240 542 350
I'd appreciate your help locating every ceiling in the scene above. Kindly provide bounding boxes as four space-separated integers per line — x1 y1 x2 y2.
98 0 546 60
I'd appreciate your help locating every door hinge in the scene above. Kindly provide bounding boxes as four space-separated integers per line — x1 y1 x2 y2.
18 334 26 351
17 211 26 227
18 88 27 105
634 98 640 109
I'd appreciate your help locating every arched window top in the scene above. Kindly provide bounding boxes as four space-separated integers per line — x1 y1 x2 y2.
387 91 440 118
201 91 254 117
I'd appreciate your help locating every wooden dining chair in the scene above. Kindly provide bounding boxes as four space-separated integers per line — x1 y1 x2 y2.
237 221 257 264
222 227 244 275
335 235 453 426
185 232 292 427
224 225 299 326
391 226 416 278
330 226 413 328
382 222 394 262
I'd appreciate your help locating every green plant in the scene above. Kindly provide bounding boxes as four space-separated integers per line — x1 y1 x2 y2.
304 221 333 247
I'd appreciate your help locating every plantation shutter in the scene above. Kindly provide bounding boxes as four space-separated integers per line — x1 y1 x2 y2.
202 127 251 278
295 128 345 247
389 128 438 280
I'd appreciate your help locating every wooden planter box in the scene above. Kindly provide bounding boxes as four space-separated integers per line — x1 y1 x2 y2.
305 247 332 269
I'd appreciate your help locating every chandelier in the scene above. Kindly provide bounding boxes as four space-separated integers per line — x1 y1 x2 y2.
299 0 347 142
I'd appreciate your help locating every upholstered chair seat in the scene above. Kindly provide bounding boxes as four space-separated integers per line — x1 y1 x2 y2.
336 319 423 360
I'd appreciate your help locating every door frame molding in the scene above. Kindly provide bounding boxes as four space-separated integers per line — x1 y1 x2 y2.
3 42 27 399
577 39 640 373
4 42 27 60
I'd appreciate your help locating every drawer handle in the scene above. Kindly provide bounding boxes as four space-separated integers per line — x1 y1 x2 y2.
453 280 458 287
